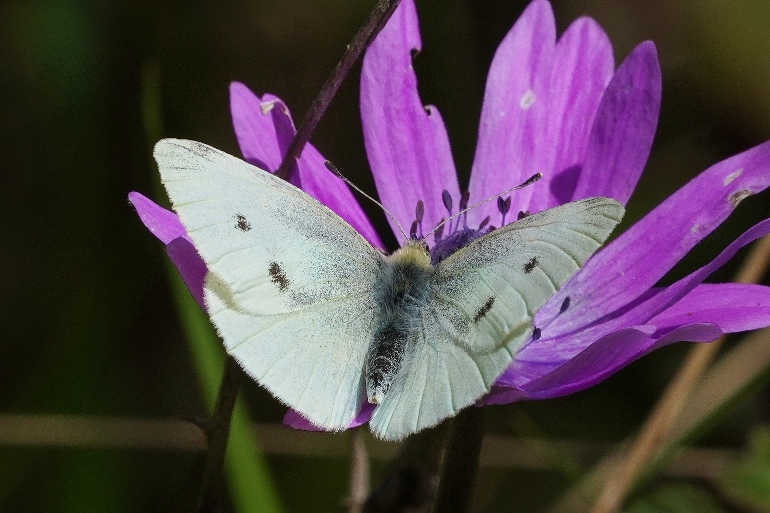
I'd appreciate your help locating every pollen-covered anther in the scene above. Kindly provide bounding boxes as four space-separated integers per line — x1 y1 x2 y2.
729 189 752 208
519 88 536 110
259 100 277 115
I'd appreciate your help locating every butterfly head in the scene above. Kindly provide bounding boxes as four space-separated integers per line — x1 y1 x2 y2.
389 239 431 270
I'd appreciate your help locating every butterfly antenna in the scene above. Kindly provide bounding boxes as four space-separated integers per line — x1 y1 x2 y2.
423 172 542 241
324 160 410 240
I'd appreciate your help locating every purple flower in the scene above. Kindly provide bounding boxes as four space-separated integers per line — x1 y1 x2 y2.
130 0 770 429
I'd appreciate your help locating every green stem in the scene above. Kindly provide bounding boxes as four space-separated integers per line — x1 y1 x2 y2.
431 408 485 513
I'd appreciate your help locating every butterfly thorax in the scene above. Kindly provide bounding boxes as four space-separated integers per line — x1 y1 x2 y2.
366 240 433 405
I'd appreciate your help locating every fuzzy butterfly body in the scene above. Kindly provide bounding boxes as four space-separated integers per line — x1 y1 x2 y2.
155 139 624 441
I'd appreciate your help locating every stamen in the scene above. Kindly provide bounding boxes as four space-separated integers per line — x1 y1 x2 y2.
441 190 454 233
414 200 425 238
497 196 512 225
559 296 571 314
460 191 470 228
532 327 541 341
478 216 490 230
517 210 531 221
442 189 453 213
409 220 418 239
434 218 445 241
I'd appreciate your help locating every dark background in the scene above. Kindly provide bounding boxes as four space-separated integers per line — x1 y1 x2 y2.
2 0 770 511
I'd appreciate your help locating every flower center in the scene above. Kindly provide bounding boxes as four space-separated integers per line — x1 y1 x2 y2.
415 190 519 265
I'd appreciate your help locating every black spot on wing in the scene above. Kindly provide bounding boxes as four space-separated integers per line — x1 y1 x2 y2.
473 297 495 323
268 262 290 292
523 256 539 274
235 214 252 232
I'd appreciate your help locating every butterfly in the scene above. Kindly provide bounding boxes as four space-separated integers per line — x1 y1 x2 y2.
155 138 624 441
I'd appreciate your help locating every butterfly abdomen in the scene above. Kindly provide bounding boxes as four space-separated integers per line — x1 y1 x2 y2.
366 241 433 404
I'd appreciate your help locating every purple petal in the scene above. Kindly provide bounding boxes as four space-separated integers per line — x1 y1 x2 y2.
525 16 615 213
361 0 460 245
529 218 770 362
571 41 661 205
520 323 721 400
283 402 374 432
295 142 385 251
537 139 770 337
230 83 385 250
485 323 721 404
128 192 187 244
230 82 297 180
651 283 770 334
282 409 320 432
499 326 656 389
482 383 529 405
128 193 207 309
467 0 556 225
166 237 207 309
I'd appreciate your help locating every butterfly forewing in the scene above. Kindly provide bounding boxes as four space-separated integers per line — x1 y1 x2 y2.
156 139 381 430
433 197 625 354
156 139 382 316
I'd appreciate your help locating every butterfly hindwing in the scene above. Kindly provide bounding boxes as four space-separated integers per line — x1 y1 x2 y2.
156 139 381 430
370 197 624 439
205 275 374 430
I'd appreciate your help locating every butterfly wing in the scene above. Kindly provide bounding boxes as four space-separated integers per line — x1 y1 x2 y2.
156 139 382 430
369 197 624 439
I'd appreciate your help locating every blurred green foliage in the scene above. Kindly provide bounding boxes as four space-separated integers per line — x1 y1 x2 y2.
627 483 727 513
720 426 770 512
2 0 770 511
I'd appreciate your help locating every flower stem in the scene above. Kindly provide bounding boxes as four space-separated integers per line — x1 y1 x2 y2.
196 355 244 513
590 234 770 513
275 0 402 180
364 422 448 512
430 407 486 513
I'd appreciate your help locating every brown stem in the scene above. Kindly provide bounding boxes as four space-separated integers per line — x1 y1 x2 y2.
430 407 486 513
195 356 244 513
590 234 770 513
275 0 402 180
364 422 449 513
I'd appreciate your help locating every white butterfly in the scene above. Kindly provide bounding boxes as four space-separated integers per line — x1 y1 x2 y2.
155 138 624 441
